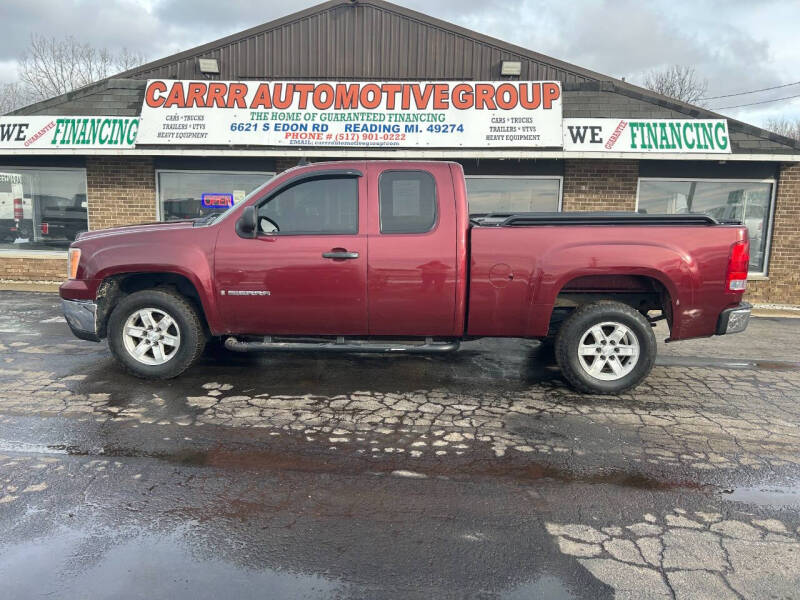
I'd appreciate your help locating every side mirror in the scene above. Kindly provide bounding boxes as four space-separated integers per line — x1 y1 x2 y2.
235 205 257 238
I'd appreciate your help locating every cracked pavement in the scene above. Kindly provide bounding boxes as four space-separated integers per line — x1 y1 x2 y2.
0 291 799 599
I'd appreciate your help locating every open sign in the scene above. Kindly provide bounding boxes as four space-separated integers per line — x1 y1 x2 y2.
201 193 234 209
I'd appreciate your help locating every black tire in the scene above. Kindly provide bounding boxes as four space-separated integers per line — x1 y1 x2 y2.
107 288 207 379
16 221 33 240
555 301 656 394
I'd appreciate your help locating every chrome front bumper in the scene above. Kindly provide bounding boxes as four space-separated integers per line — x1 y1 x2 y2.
716 302 751 335
62 299 100 342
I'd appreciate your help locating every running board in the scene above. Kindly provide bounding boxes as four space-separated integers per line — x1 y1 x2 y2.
224 336 460 354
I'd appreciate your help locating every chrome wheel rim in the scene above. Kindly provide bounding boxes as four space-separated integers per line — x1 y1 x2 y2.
577 321 640 381
122 308 181 366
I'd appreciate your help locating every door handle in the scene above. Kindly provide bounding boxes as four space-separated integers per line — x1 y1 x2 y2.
322 250 359 260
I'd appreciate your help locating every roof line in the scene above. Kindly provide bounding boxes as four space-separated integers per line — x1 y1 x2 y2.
7 79 141 116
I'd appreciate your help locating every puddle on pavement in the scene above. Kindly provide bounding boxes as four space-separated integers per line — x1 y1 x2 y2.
465 460 708 492
749 360 800 370
656 355 800 371
501 575 579 599
0 440 68 455
83 441 709 495
719 484 800 509
0 527 344 600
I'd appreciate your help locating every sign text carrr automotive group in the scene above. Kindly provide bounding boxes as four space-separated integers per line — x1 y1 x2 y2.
136 80 564 148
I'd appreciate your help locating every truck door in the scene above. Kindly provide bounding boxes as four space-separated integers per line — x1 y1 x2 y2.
366 163 459 336
214 169 368 335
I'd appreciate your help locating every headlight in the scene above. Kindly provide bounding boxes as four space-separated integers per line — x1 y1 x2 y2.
67 248 81 279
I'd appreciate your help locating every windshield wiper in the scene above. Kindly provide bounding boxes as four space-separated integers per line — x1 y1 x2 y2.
194 213 220 226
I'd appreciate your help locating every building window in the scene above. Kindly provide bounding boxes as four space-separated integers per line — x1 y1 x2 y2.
379 170 437 234
157 170 273 221
465 176 562 215
637 179 775 275
0 167 88 251
258 176 358 234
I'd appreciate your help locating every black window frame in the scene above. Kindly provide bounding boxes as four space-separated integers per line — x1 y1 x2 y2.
378 169 438 235
254 172 361 236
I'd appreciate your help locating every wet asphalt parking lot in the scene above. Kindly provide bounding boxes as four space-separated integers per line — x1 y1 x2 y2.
1 291 799 599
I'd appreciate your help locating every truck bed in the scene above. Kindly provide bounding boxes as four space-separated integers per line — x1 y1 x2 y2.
466 214 748 341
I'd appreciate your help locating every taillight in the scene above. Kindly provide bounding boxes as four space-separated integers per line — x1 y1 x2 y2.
726 240 749 292
67 248 81 280
13 197 23 221
40 223 49 235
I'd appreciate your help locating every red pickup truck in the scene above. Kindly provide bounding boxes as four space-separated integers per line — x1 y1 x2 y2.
60 161 751 394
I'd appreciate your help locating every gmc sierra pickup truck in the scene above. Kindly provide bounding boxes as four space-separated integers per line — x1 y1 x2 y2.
60 161 751 394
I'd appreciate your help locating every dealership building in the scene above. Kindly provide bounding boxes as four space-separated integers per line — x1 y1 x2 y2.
2 0 799 303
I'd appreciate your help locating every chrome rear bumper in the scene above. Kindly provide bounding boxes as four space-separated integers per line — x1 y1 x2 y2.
716 302 751 335
62 299 100 342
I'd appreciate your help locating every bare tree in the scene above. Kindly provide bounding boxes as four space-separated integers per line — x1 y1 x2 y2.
17 34 146 101
642 65 708 105
0 81 35 115
115 48 148 73
764 117 800 141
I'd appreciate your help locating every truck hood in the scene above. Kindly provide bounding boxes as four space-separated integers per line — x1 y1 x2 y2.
75 220 196 242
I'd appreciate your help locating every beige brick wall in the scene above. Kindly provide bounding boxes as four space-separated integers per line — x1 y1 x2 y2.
746 162 800 305
0 256 66 282
86 157 157 230
562 159 639 211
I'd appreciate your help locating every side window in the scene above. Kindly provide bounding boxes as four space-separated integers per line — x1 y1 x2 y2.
379 170 437 234
257 176 358 235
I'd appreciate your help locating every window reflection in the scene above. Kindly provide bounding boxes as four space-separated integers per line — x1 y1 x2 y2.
0 168 87 251
638 179 773 273
158 171 273 221
466 177 561 215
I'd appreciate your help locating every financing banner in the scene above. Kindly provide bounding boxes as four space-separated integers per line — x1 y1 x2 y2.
563 118 731 153
136 80 564 148
0 116 139 149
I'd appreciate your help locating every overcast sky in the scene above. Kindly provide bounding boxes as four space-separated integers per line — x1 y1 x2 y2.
1 0 798 127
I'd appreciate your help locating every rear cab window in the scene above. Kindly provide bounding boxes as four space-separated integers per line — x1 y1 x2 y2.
379 170 437 234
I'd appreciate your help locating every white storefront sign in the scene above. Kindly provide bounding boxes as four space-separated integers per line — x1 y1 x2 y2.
0 116 139 149
136 80 564 148
563 118 731 153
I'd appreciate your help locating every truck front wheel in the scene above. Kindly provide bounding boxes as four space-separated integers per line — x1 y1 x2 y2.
107 289 207 379
555 301 656 394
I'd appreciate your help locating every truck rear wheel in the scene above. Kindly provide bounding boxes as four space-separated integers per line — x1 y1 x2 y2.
107 289 207 379
555 301 656 394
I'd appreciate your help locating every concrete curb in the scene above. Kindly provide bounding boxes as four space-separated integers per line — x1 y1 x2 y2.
751 307 800 319
0 281 61 293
